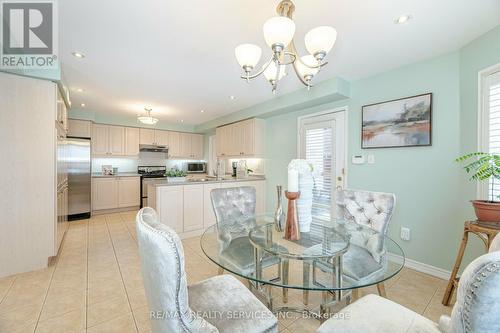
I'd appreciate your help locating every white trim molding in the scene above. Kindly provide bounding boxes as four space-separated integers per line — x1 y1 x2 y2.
388 253 451 280
476 63 500 199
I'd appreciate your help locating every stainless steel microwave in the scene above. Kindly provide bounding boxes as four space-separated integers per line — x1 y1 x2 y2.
187 162 206 173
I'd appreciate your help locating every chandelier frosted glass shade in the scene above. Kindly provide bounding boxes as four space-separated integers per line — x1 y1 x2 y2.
305 26 337 57
263 16 296 48
263 62 286 82
295 55 319 80
138 109 159 125
235 44 262 69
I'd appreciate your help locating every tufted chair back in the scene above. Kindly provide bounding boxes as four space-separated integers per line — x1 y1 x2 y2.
336 189 396 262
449 232 500 333
136 207 218 333
210 186 257 250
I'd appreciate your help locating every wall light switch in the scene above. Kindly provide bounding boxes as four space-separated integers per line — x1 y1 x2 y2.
400 227 411 241
367 154 375 164
352 155 365 165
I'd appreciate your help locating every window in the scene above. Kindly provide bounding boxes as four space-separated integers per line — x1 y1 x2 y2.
479 68 500 200
299 110 346 222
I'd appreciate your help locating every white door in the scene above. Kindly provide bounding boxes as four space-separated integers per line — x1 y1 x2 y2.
92 124 109 155
157 186 184 233
183 184 204 231
299 110 346 221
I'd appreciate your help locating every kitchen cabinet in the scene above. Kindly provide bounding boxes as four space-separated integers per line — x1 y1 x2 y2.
92 124 109 155
139 128 169 146
92 176 140 212
203 183 220 228
92 177 118 210
68 119 91 138
157 186 184 233
180 133 192 158
108 126 125 155
216 118 265 158
125 127 140 156
177 133 204 159
139 128 155 145
191 134 204 159
118 177 140 207
183 184 204 231
168 131 180 157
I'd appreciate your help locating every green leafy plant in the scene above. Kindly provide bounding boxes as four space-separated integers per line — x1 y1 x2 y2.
456 152 500 202
165 170 187 178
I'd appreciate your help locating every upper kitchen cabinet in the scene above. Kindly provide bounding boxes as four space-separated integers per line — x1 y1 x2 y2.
68 119 91 138
92 124 139 156
178 133 204 159
125 127 140 156
216 118 265 158
139 128 169 146
168 131 180 157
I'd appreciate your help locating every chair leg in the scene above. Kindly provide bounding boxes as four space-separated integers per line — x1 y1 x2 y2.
282 259 289 303
303 261 310 305
218 266 224 275
352 288 359 301
377 283 387 298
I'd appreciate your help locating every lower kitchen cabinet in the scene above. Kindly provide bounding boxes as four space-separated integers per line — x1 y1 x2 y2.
118 177 140 207
183 184 204 232
156 186 184 233
92 177 140 212
151 179 266 238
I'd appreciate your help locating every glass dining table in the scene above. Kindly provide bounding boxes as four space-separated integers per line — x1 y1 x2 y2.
200 213 405 319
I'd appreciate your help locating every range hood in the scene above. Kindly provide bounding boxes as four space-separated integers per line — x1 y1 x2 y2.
139 144 169 153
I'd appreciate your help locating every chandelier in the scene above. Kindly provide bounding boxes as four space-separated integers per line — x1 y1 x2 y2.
137 108 159 125
235 0 337 94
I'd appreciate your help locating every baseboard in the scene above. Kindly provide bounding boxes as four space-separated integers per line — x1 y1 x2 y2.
388 253 451 280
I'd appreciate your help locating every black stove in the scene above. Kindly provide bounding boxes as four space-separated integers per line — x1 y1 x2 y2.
138 166 166 208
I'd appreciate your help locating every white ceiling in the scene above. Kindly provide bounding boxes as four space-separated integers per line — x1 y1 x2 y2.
59 0 500 125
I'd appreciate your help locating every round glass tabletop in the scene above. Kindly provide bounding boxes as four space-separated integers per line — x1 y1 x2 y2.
200 214 405 291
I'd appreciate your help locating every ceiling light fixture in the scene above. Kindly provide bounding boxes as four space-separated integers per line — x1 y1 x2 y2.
137 107 159 125
235 0 337 94
395 14 411 24
71 51 85 58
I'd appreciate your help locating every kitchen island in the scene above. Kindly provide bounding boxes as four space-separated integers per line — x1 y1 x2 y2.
147 176 266 239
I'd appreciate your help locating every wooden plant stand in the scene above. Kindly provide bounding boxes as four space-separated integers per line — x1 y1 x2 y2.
442 220 500 306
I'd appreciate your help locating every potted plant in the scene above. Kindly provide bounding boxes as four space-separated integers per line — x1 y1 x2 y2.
165 170 187 183
456 152 500 222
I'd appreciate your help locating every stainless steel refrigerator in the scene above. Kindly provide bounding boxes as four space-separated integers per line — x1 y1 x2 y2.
67 137 91 220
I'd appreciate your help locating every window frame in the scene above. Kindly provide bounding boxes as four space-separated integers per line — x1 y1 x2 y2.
477 64 500 199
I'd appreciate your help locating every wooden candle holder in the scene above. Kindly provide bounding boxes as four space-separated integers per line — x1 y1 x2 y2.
284 191 300 240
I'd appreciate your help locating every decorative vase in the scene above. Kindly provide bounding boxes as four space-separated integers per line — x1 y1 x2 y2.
471 200 500 222
284 191 300 240
296 173 313 232
274 185 285 232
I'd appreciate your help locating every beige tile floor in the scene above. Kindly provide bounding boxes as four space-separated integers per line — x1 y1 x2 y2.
0 211 455 333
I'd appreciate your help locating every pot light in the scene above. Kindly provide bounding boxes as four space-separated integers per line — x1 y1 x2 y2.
75 88 84 93
180 119 184 123
395 14 411 24
80 103 86 107
200 110 205 113
229 95 236 100
71 51 85 58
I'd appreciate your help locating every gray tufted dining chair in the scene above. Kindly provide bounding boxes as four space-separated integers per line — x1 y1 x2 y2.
315 232 500 333
210 186 289 301
136 207 278 333
303 189 396 305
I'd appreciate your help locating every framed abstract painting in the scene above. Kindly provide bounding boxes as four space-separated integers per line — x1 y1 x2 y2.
361 93 432 148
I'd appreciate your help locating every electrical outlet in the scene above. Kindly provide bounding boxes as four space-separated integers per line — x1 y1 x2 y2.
367 154 375 164
400 227 411 241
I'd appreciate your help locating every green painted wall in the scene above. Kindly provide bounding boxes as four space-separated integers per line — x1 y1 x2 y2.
264 52 463 271
68 108 197 132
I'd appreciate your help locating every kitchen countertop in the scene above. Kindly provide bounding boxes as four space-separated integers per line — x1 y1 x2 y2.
92 173 141 178
148 175 266 187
